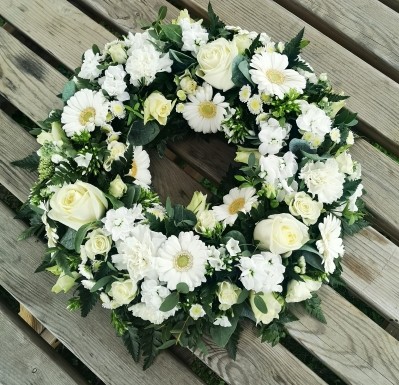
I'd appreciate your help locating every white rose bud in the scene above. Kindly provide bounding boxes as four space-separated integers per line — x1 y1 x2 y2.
51 272 80 294
109 174 127 198
109 279 138 307
37 121 67 145
335 151 354 174
48 181 108 230
197 38 238 91
249 291 282 325
180 76 197 94
108 43 127 64
186 191 207 214
253 213 309 255
196 210 217 233
234 146 261 164
84 228 112 260
233 33 252 54
289 192 323 225
329 99 345 118
285 276 322 303
217 281 242 310
143 92 173 126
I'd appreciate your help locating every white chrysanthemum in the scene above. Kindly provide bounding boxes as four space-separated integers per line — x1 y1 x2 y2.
247 94 263 115
238 252 285 293
156 231 209 291
213 316 232 327
258 118 290 155
61 89 109 137
112 224 167 281
127 146 151 188
249 52 306 99
296 101 332 139
179 18 209 54
316 214 344 274
125 35 173 86
102 205 145 241
78 49 102 80
213 187 258 226
189 304 206 320
330 128 341 143
98 65 129 101
239 84 252 102
299 158 345 204
110 101 126 119
347 183 363 212
182 83 229 133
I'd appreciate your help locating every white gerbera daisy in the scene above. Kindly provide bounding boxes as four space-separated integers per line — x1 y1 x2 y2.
61 89 109 137
213 187 258 226
239 85 252 103
247 94 263 115
316 214 344 274
127 146 151 188
182 83 229 134
156 231 209 291
249 52 306 99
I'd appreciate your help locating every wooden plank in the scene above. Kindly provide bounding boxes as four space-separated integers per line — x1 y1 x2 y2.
0 302 87 385
287 285 399 385
176 0 399 156
76 0 180 33
274 0 399 82
0 203 205 385
378 0 399 12
0 0 115 71
19 304 45 334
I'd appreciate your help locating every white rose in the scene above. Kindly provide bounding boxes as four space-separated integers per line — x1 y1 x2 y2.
217 281 241 310
84 228 112 259
108 43 127 64
109 279 138 307
286 277 322 303
249 291 282 325
187 191 208 214
180 76 197 94
51 272 80 294
253 213 309 255
196 210 217 233
234 147 261 164
48 181 108 230
143 92 173 126
109 175 127 198
233 33 252 54
197 38 238 91
37 121 67 145
335 151 353 174
288 192 323 225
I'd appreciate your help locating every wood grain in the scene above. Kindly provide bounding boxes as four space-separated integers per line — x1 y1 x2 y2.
0 302 87 385
274 0 399 82
177 0 399 156
0 203 205 385
0 0 115 71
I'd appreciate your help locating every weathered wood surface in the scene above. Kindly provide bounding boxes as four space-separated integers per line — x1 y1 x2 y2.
19 304 45 334
0 203 205 385
274 0 399 81
379 0 399 12
0 302 87 385
178 0 399 156
0 203 328 385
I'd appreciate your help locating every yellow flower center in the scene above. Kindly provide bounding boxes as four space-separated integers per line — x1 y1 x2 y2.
266 69 285 85
174 251 193 272
228 197 245 215
198 101 217 119
79 107 96 125
130 160 138 178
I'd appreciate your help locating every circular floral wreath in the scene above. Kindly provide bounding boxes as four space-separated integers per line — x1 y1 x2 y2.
19 5 366 368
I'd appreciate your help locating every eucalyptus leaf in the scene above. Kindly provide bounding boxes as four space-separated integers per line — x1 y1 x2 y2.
222 230 247 250
254 294 268 314
157 339 176 350
74 221 101 253
60 228 78 250
90 276 114 292
159 292 179 312
161 24 182 45
128 120 160 146
209 316 238 348
176 282 190 294
61 80 76 102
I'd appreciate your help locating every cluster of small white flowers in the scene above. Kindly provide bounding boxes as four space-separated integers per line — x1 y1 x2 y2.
258 118 291 155
78 49 102 80
98 65 129 101
179 18 209 54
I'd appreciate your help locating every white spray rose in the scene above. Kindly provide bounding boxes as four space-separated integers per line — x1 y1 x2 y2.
253 213 309 255
335 151 354 174
143 92 173 126
285 276 322 303
186 191 208 214
51 272 80 294
48 181 108 230
109 175 127 198
288 192 323 225
84 228 112 260
197 38 238 91
180 76 197 94
37 121 67 145
196 210 217 233
108 43 127 64
249 291 282 325
109 279 138 307
217 281 242 310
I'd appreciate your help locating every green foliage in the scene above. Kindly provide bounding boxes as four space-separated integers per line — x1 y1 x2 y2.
121 184 142 208
11 152 40 171
160 24 183 46
17 223 44 241
304 294 327 324
128 120 160 146
141 327 163 370
254 294 268 313
122 326 141 362
260 322 286 346
78 285 99 317
74 221 101 252
225 321 242 360
207 3 226 38
61 80 77 102
283 28 305 67
60 228 78 250
160 291 179 312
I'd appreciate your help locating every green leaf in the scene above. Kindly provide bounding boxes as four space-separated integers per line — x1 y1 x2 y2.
283 28 305 66
173 204 197 227
225 321 242 360
35 253 53 273
92 44 100 55
90 275 114 292
74 221 100 253
210 316 239 348
157 339 176 350
141 327 162 370
207 2 225 38
161 24 182 45
159 292 179 312
231 55 247 87
301 250 324 271
304 293 327 323
128 120 160 146
236 288 249 304
301 151 330 161
122 326 141 362
158 5 167 20
11 152 40 171
289 138 314 156
169 49 196 71
105 193 125 209
18 224 43 241
60 228 77 250
61 80 76 102
254 294 268 314
176 282 190 294
121 184 141 208
78 285 99 317
260 322 285 346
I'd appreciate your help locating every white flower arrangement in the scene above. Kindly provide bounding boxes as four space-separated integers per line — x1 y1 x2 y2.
16 5 366 369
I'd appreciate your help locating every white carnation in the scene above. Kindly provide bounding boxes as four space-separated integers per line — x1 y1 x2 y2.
179 18 208 54
78 49 102 80
296 101 332 140
98 65 129 101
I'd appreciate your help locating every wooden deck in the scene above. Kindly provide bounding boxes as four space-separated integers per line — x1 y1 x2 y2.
0 0 398 384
